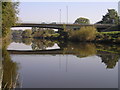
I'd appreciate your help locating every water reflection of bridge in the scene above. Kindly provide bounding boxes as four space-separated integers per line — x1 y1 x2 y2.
8 49 120 55
8 49 63 55
8 49 120 69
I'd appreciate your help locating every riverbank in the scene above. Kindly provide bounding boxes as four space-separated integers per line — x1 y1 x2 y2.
63 25 120 43
95 31 120 44
11 25 120 44
18 31 120 44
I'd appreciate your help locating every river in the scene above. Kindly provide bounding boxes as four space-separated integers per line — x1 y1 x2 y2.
3 38 120 88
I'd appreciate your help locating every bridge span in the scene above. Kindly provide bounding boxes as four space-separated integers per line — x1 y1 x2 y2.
12 23 116 30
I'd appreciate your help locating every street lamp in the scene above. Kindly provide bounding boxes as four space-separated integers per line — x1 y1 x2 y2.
66 6 68 24
59 9 61 24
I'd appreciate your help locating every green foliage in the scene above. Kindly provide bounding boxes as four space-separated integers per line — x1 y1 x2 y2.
2 2 19 37
32 29 59 38
63 42 96 57
31 39 55 50
96 31 120 43
2 37 19 88
32 30 44 37
22 38 32 45
45 29 55 34
51 33 60 37
74 17 90 24
2 50 19 88
22 29 32 38
68 26 97 41
100 31 120 34
96 44 120 68
97 9 120 24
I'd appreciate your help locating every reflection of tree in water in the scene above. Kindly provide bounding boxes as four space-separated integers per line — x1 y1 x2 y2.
11 37 120 69
12 37 32 45
62 42 96 58
60 41 120 69
98 54 120 69
31 39 54 50
96 44 120 69
22 38 32 45
95 43 120 53
2 39 20 89
11 37 23 43
12 38 55 50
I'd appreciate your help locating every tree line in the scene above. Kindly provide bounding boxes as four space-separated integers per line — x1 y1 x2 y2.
11 29 59 39
74 9 120 24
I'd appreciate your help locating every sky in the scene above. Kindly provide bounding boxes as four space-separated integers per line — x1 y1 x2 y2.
11 0 119 30
18 2 119 24
12 0 120 2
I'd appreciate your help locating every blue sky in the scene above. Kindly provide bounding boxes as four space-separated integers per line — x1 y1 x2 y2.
18 2 118 24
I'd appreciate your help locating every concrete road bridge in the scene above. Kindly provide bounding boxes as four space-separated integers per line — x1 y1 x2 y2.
12 23 116 30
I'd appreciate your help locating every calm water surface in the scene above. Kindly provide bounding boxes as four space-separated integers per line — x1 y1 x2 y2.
5 39 120 88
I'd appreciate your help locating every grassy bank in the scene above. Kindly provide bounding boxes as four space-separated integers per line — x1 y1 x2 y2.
67 26 120 43
96 31 120 43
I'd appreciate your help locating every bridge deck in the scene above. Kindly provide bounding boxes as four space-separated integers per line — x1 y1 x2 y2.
12 23 115 29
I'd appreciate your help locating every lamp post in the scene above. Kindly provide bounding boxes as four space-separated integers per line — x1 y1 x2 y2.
59 9 61 24
66 6 68 24
118 1 120 24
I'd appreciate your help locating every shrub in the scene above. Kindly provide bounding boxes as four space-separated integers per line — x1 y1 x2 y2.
69 26 97 41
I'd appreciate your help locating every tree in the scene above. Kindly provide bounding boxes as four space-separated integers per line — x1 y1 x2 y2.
2 2 19 37
74 17 90 24
2 38 19 88
46 29 55 34
97 9 120 24
22 29 32 38
68 26 97 41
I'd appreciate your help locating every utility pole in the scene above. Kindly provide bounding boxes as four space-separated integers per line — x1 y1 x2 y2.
66 6 68 24
59 9 61 24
